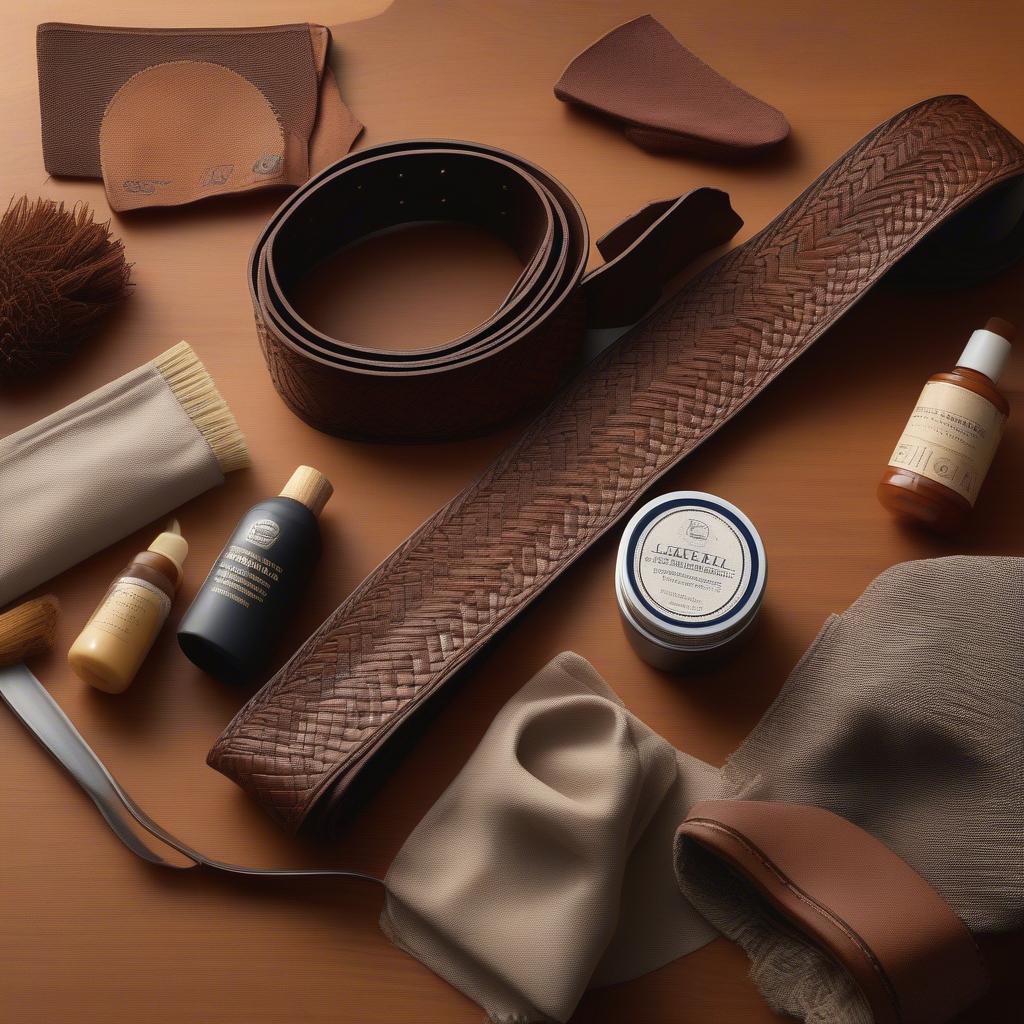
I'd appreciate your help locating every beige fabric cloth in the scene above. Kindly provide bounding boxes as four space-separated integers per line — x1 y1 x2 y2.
381 652 722 1024
383 557 1023 1024
0 363 223 607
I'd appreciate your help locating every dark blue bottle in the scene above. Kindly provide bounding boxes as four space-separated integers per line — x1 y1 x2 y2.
178 466 332 682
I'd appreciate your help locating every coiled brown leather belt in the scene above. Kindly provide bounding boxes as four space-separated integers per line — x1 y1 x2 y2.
218 97 1024 833
249 139 742 440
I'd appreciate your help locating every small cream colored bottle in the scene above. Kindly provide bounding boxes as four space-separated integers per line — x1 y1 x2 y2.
68 522 188 693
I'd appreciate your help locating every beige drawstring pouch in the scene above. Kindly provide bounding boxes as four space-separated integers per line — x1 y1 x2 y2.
0 343 249 607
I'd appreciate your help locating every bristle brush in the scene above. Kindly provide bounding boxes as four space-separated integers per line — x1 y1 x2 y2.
0 595 60 666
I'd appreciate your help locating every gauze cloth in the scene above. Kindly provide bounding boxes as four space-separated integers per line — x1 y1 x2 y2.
0 344 246 607
382 557 1023 1024
555 15 789 157
36 23 362 212
675 555 1024 1024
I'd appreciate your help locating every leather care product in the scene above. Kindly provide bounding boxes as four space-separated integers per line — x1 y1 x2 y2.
615 492 766 670
178 467 332 683
3 557 1021 1024
207 97 1024 835
249 140 742 441
0 341 249 609
879 317 1013 532
69 522 187 693
0 595 59 667
36 23 362 212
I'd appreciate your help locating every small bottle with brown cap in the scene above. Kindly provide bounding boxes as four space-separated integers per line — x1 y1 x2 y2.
69 521 188 692
878 317 1013 533
178 467 333 682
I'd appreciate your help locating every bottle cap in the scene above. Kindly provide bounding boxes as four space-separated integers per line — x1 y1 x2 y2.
280 466 333 518
956 317 1014 383
148 519 188 586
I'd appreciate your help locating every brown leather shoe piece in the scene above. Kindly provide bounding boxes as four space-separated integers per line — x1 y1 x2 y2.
555 15 790 158
675 800 989 1024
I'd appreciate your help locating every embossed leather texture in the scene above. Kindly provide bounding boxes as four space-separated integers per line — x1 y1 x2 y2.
209 96 1024 833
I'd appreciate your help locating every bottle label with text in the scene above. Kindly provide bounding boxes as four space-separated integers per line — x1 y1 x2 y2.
90 577 171 643
888 380 1005 505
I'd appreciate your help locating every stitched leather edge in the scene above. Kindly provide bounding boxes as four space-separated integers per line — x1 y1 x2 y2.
681 817 902 1020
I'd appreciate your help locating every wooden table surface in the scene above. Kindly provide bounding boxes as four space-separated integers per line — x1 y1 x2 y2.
2 1 1021 1021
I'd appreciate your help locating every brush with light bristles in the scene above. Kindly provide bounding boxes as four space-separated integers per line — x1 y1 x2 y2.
150 341 251 474
0 595 60 667
0 341 251 606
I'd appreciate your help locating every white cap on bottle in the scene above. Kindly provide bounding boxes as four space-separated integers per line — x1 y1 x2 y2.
956 317 1014 383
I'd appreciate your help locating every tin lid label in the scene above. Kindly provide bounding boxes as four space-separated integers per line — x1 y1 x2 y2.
633 504 753 624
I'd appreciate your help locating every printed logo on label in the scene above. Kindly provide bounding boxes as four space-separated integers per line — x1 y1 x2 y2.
200 164 234 187
246 518 281 550
252 154 284 176
123 179 171 194
685 519 709 544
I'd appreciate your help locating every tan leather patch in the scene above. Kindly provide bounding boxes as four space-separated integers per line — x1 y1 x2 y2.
99 60 290 212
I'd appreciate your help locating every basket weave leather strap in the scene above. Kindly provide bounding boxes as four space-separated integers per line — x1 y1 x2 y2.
676 801 989 1024
209 95 1024 833
250 139 741 440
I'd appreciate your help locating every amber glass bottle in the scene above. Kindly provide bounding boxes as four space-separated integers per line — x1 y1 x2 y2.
878 317 1013 533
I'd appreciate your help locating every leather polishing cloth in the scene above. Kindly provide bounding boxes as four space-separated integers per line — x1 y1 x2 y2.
36 23 363 212
555 15 790 157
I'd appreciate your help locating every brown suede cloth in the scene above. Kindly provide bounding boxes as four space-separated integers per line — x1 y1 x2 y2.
555 15 790 156
36 23 362 211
